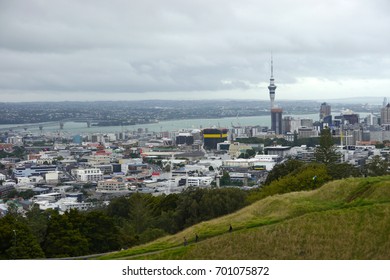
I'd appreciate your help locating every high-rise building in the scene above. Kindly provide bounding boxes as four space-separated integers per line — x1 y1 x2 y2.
381 103 390 124
268 57 277 109
267 56 283 134
271 108 283 134
202 128 228 150
319 102 331 121
301 118 314 128
364 113 378 126
323 115 333 127
282 116 293 134
176 133 194 146
343 112 359 125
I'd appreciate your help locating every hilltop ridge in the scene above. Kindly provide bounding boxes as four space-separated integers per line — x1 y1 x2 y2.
99 176 390 260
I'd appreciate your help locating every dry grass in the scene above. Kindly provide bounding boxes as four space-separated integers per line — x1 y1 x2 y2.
99 176 390 260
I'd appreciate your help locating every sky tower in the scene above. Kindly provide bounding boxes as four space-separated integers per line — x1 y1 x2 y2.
268 56 283 134
268 56 277 109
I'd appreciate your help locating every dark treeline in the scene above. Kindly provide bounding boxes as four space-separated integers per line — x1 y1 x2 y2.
0 187 248 259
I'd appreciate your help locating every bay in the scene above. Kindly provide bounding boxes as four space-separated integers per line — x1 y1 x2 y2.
1 114 318 134
1 112 370 135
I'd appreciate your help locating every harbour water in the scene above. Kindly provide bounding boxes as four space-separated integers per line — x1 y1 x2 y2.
0 113 321 135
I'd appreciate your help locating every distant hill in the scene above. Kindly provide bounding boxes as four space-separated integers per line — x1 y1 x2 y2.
325 96 385 105
99 176 390 260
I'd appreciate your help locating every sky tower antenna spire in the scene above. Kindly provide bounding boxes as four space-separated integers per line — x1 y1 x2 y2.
268 53 276 109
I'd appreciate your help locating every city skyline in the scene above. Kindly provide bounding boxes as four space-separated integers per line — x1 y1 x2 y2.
1 0 390 102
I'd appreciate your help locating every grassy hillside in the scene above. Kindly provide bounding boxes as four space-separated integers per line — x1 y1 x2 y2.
98 176 390 260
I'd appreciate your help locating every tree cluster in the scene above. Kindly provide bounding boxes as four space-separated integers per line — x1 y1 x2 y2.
219 171 244 187
248 162 332 202
247 157 363 202
0 187 248 259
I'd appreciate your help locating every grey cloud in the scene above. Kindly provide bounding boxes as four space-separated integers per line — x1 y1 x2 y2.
1 0 390 101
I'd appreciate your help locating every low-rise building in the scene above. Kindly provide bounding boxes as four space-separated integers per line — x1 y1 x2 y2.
96 177 129 193
228 142 254 158
34 197 92 213
0 185 15 199
264 146 292 157
298 127 318 139
33 192 62 202
45 171 60 184
13 164 57 178
12 175 44 187
71 168 103 182
222 155 279 171
57 198 92 213
186 176 213 187
87 153 111 166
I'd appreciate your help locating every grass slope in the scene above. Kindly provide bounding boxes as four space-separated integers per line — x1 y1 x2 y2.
99 176 390 260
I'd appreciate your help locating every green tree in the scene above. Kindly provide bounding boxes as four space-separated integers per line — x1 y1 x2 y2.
5 189 18 199
157 193 179 213
365 155 389 177
19 189 35 200
106 196 132 219
327 162 361 179
264 159 304 185
198 188 247 219
43 211 89 258
314 128 339 164
0 214 45 259
116 220 139 249
82 211 120 253
236 137 264 144
219 171 231 186
25 206 49 246
154 210 178 234
293 131 298 146
128 193 154 234
238 149 256 159
174 188 247 230
248 163 332 202
263 163 331 196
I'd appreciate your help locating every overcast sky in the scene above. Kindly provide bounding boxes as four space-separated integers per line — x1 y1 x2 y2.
1 0 390 103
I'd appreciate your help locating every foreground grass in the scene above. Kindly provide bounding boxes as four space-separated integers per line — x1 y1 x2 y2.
98 176 390 260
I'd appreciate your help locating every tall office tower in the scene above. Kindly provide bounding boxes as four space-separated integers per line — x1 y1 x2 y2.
271 108 283 134
268 57 277 109
381 103 390 124
383 98 388 108
319 102 331 121
282 116 293 134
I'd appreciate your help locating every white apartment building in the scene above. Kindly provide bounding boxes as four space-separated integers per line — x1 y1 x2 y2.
72 168 103 182
45 171 60 184
228 142 254 158
87 154 111 166
6 136 23 145
34 197 92 213
57 198 92 212
223 155 279 171
17 176 45 185
96 177 129 193
187 176 213 187
34 192 62 202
